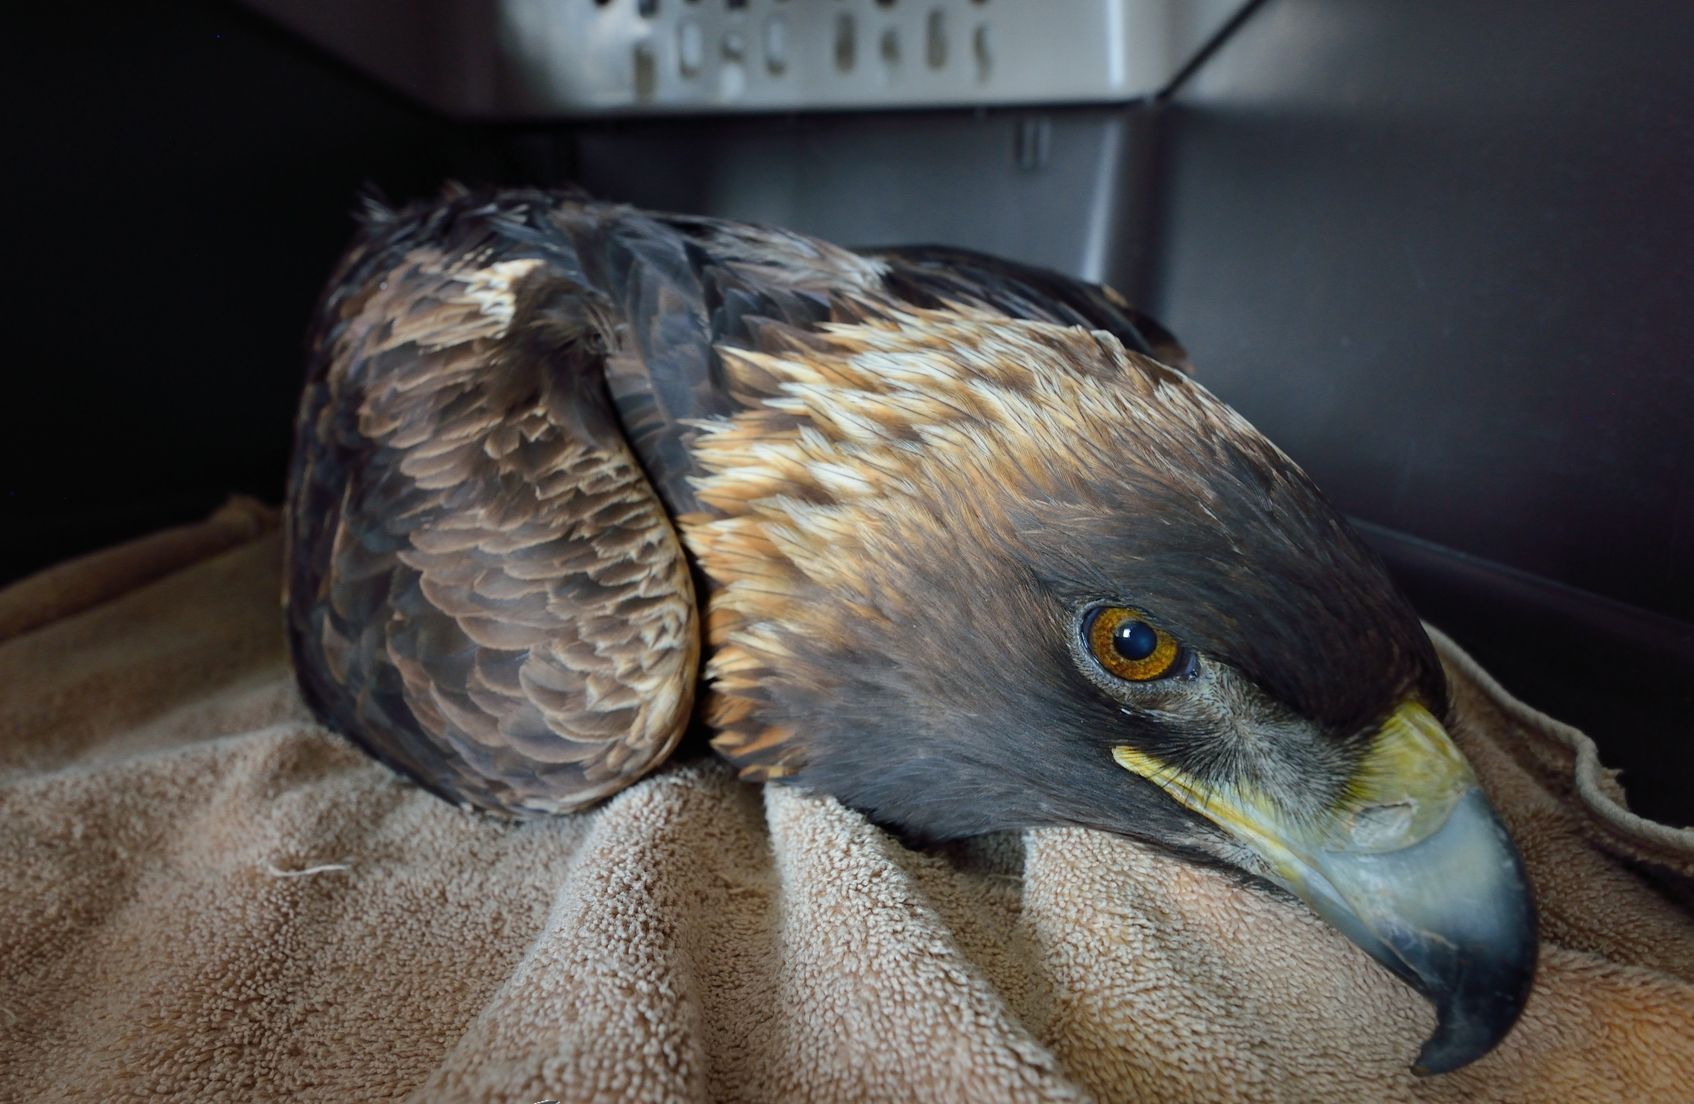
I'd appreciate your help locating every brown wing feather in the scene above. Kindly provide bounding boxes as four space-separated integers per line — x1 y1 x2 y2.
284 241 698 817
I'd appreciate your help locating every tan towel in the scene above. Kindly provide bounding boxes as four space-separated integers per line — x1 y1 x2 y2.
2 505 1692 1103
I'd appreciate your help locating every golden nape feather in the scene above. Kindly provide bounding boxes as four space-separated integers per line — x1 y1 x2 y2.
284 187 1537 1074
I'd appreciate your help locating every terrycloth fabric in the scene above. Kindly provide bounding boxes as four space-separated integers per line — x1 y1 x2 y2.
2 506 1692 1104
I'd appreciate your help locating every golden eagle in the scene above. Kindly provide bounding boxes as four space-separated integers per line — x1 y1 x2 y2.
284 188 1535 1073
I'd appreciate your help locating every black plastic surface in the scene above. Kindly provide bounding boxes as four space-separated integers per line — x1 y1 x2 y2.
1147 0 1694 624
1364 523 1694 827
566 109 1153 289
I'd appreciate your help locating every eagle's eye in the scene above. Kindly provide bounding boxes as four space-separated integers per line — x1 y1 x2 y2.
1084 606 1189 682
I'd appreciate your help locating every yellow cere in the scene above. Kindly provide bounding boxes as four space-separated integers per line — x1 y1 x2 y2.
1335 700 1475 849
1088 607 1182 681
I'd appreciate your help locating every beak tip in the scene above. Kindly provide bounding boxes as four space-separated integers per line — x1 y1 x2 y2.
1409 933 1539 1075
1412 1028 1491 1077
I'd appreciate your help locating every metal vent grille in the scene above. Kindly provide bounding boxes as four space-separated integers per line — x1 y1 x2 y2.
244 0 1248 118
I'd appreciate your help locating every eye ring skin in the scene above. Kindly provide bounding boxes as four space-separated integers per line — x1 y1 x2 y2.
1081 605 1191 683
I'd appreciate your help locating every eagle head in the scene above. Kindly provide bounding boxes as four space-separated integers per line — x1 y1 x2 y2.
684 302 1536 1074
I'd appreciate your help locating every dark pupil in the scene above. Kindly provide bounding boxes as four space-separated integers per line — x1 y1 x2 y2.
1112 619 1159 661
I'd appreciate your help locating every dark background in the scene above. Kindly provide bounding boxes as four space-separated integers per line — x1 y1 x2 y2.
5 1 1690 823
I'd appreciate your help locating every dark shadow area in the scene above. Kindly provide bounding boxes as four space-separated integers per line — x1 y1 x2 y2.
0 2 512 583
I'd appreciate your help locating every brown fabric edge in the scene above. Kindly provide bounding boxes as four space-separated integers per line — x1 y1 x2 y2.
0 496 280 644
1428 622 1694 874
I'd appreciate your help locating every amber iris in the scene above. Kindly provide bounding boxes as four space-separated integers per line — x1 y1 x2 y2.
1086 607 1184 681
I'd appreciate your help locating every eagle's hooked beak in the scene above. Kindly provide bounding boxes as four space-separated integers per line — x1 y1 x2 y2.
1114 702 1537 1074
